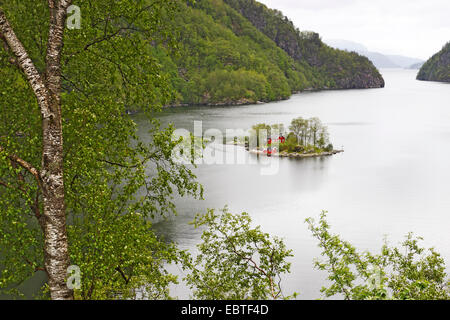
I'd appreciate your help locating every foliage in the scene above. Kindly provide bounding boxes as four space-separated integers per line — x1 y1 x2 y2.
154 0 314 106
150 0 384 106
249 123 271 147
280 117 330 152
69 213 181 300
248 117 331 153
0 0 203 299
185 208 294 300
289 117 309 146
222 0 384 90
417 42 450 82
1 0 443 302
306 212 450 300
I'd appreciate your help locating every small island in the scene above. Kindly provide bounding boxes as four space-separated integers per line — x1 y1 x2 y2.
245 117 343 158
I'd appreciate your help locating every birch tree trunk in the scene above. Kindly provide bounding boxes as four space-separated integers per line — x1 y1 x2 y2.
0 1 73 300
42 0 73 300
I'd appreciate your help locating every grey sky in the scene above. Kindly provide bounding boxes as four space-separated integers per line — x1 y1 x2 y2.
257 0 450 60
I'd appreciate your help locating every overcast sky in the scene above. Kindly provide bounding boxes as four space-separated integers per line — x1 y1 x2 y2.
257 0 450 60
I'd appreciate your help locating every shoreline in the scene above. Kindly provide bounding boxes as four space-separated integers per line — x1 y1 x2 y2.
163 85 385 109
249 149 344 158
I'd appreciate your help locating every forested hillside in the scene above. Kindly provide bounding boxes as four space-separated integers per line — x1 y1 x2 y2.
223 0 384 89
417 42 450 83
154 0 384 106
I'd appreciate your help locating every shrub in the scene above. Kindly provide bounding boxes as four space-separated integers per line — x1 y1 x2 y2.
306 212 450 300
185 208 295 300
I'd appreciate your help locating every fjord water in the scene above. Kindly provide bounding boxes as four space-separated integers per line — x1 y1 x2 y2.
137 69 450 299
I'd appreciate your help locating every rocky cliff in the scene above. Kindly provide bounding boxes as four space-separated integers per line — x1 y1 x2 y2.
222 0 385 89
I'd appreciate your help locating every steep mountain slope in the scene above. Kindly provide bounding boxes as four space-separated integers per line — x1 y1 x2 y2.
222 0 384 89
417 42 450 83
155 0 385 106
157 0 323 106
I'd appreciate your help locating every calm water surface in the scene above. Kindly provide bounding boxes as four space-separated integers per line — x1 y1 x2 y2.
134 69 450 299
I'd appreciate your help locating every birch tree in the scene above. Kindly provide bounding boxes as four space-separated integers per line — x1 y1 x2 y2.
0 0 200 300
289 117 304 145
1 0 74 300
309 117 322 147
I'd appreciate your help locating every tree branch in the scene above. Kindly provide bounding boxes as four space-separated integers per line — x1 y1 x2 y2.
0 146 42 188
0 180 14 190
0 7 53 120
115 266 131 285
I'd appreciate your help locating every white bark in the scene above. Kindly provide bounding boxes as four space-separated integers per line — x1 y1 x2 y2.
0 2 73 300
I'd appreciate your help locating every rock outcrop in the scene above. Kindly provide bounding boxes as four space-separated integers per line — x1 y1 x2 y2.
223 0 385 89
417 42 450 83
